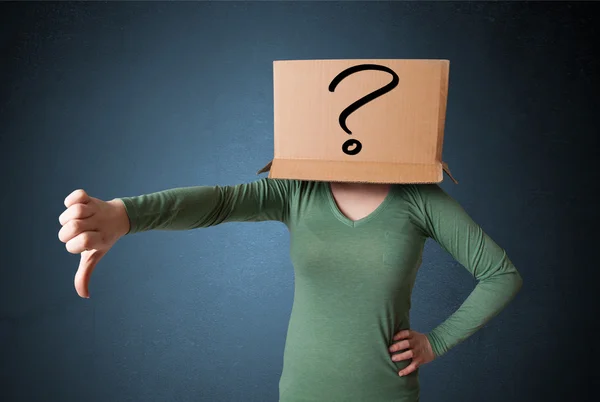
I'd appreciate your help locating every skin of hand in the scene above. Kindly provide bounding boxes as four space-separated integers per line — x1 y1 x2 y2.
389 329 436 376
58 189 130 298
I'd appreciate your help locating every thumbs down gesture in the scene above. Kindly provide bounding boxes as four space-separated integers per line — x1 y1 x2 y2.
58 189 130 298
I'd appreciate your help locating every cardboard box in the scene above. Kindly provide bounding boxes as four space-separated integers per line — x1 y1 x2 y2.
257 59 457 184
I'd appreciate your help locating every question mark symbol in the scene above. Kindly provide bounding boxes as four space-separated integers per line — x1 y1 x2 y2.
328 64 399 156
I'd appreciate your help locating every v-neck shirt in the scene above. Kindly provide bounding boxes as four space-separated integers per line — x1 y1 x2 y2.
325 183 396 228
119 178 522 402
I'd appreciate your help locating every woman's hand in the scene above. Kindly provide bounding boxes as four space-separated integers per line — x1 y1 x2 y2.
58 189 130 298
388 330 436 376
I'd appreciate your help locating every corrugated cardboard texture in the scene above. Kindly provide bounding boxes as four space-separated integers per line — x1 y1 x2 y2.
258 59 455 184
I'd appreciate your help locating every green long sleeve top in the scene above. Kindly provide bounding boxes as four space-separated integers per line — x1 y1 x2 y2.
118 178 522 402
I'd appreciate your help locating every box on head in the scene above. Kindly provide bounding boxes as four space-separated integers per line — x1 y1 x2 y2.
257 59 457 184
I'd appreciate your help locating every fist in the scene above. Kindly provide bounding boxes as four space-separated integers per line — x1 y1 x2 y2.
58 189 130 298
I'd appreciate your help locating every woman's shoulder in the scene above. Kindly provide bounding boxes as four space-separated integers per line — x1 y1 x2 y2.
393 182 466 218
394 182 448 203
263 178 324 200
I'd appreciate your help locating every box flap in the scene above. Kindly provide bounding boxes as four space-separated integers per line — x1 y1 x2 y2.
257 158 458 184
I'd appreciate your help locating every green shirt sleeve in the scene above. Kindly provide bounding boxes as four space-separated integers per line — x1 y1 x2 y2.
117 178 297 234
410 184 523 358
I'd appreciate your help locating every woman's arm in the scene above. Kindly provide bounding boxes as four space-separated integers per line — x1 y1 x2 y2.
118 178 297 234
410 184 523 358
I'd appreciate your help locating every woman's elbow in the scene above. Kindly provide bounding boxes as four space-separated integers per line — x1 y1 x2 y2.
510 269 524 296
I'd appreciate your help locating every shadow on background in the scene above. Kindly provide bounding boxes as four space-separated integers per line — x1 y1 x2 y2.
0 1 597 401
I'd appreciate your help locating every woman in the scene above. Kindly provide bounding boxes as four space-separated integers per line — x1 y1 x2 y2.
58 178 522 401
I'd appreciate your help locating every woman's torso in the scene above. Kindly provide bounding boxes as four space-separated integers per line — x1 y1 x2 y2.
279 181 428 402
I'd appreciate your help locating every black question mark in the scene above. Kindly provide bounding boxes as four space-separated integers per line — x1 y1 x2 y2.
328 64 399 155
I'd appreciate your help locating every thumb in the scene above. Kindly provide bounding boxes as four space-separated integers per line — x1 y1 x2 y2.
75 249 105 298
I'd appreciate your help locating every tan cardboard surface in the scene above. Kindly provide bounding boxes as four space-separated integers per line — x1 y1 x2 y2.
258 59 456 184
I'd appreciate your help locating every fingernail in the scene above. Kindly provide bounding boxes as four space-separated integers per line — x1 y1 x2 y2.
398 372 403 377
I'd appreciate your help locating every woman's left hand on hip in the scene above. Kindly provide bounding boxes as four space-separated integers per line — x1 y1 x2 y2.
388 329 435 376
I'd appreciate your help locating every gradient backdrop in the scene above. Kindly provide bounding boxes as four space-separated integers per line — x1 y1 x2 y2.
1 1 597 401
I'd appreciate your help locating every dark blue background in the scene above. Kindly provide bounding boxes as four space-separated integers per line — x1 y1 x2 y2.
1 1 597 401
